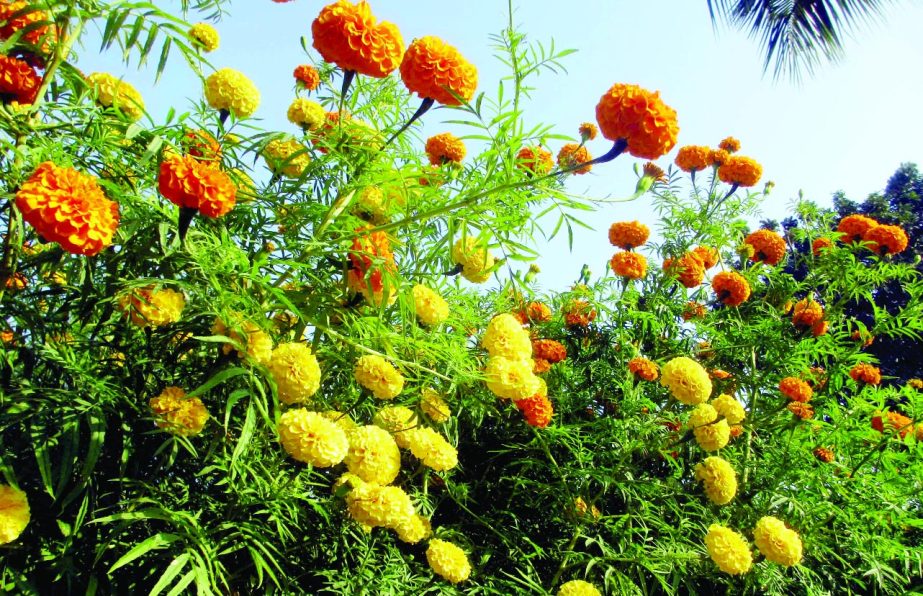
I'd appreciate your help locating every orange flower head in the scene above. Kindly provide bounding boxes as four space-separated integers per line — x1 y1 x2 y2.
532 339 566 364
610 251 647 279
691 246 719 269
15 162 119 256
787 402 814 420
563 299 596 327
718 137 740 153
718 155 762 187
664 253 705 288
348 226 396 295
522 301 552 323
311 0 404 78
578 122 598 141
158 154 237 218
628 357 659 381
871 411 913 439
792 298 824 328
642 161 666 181
813 447 834 463
0 1 56 54
744 229 786 266
516 146 553 175
557 143 592 175
837 214 878 243
0 54 40 104
182 129 222 164
674 145 711 172
608 221 649 249
400 36 477 106
849 363 881 386
532 358 551 374
595 83 679 159
683 301 706 321
811 320 829 337
709 148 730 166
712 271 750 307
425 132 466 166
516 394 553 428
863 224 909 255
779 377 812 403
293 64 321 90
710 369 732 380
812 237 833 256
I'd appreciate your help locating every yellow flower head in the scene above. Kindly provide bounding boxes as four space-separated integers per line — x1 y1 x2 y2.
287 97 326 130
694 419 730 452
426 538 471 584
451 237 495 283
204 68 260 118
711 394 746 424
558 579 602 596
321 410 360 434
694 456 737 505
86 72 145 121
660 356 712 405
118 286 185 328
482 313 532 359
705 524 752 575
421 388 451 423
405 427 458 472
263 137 311 179
753 516 803 566
485 356 542 401
412 284 450 326
0 485 30 545
688 403 718 429
346 483 414 529
354 185 391 223
189 22 220 52
372 405 418 448
277 408 349 467
345 425 401 485
354 354 404 400
149 387 209 436
267 343 321 405
212 315 273 364
394 513 432 544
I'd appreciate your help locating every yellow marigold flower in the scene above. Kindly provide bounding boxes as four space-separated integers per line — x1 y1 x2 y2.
452 237 495 283
354 185 390 223
660 357 712 405
0 485 29 545
263 137 310 179
212 316 273 364
346 483 414 529
425 132 466 165
118 286 185 328
688 403 718 429
278 408 349 467
267 343 321 405
189 22 220 52
718 155 762 187
711 394 746 424
705 524 752 575
557 579 601 596
395 513 432 544
345 425 401 484
149 387 209 437
694 419 730 452
204 68 260 118
86 72 145 121
485 356 542 401
400 36 477 106
287 97 326 130
354 354 404 400
753 516 803 567
482 313 532 359
595 83 679 159
610 251 647 279
373 405 418 448
332 471 365 496
421 388 451 423
674 145 711 172
322 410 359 434
578 122 598 141
694 456 737 505
405 427 458 471
608 221 650 249
426 538 471 584
412 284 450 326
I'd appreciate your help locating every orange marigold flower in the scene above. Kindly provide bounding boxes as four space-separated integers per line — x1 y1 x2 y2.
595 83 679 160
718 137 740 153
787 402 814 420
522 301 552 323
871 411 913 439
837 214 878 243
692 246 719 269
813 447 834 463
400 36 477 106
683 301 706 321
578 122 598 141
849 363 881 386
792 298 824 328
664 253 705 288
425 132 466 166
642 161 666 181
0 54 40 104
811 320 829 337
557 143 592 175
533 358 551 374
729 424 744 439
516 146 554 175
628 357 659 381
608 221 649 249
610 251 647 279
158 154 237 218
347 226 396 295
812 237 833 256
674 145 711 172
516 393 553 428
710 369 732 380
0 1 56 53
779 377 812 403
311 0 404 78
709 148 730 166
563 299 596 327
711 271 750 307
718 155 762 187
863 224 909 255
532 339 566 364
15 162 119 256
744 229 786 265
851 330 874 348
182 129 222 164
293 64 320 90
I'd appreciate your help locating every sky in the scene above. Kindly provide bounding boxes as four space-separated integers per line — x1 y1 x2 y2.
77 0 923 288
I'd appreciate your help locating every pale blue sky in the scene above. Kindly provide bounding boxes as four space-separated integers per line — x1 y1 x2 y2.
78 0 923 286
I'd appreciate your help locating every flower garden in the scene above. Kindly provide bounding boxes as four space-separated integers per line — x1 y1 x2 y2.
1 0 921 594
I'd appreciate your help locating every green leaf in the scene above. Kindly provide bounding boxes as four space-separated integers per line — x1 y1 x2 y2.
148 553 190 596
109 533 181 573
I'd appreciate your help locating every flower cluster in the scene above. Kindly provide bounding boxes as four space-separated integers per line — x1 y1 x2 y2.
563 299 596 327
354 354 404 399
149 387 210 437
267 343 322 405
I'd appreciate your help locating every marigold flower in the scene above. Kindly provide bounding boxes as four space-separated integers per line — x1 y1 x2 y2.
683 301 706 321
312 0 404 78
204 68 260 118
118 286 185 328
520 301 552 324
608 221 650 249
694 456 737 505
661 357 712 405
482 313 531 359
711 271 750 307
400 36 477 106
411 284 449 326
287 97 326 130
533 358 551 374
355 354 404 399
811 320 829 337
731 424 744 438
347 226 397 303
452 237 495 283
353 185 391 223
86 72 145 120
595 83 679 159
395 513 433 544
813 447 834 463
792 298 824 328
705 524 752 575
744 229 786 265
777 377 811 403
516 146 554 175
709 148 730 166
674 145 711 172
871 411 913 438
908 378 923 390
212 315 273 364
345 424 401 484
0 55 40 104
421 388 451 423
563 299 596 327
0 1 55 52
485 355 542 401
849 363 881 386
425 132 466 165
159 154 237 218
688 403 718 429
628 357 659 381
267 343 321 405
532 339 566 364
558 580 602 596
293 64 320 90
691 246 718 269
718 155 762 187
557 143 592 175
427 539 471 584
573 497 602 521
712 394 746 424
642 161 666 181
405 426 458 471
578 122 598 141
787 402 814 420
863 224 909 255
189 22 220 52
710 369 731 380
695 419 730 451
346 483 414 528
15 162 119 256
718 137 740 153
262 137 311 179
182 129 222 164
610 251 647 279
837 214 877 243
812 237 833 256
516 393 553 428
663 253 705 288
753 516 802 567
0 484 29 545
149 387 209 437
372 405 418 448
